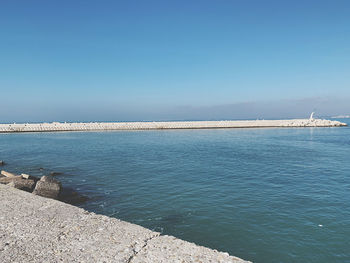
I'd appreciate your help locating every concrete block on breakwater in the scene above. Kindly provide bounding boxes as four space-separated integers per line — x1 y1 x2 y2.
0 184 250 263
0 119 347 133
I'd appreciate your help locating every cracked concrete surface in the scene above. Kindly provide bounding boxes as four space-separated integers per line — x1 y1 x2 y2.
126 235 160 263
0 184 250 263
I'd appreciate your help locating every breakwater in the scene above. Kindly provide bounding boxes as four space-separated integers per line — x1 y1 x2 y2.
0 119 346 133
0 184 250 263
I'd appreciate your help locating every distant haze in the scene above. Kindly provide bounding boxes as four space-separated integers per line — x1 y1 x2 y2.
1 97 349 123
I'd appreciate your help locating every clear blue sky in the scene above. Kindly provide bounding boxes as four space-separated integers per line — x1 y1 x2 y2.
1 0 349 122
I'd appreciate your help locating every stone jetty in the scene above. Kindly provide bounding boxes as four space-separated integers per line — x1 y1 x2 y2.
0 118 346 133
0 184 250 262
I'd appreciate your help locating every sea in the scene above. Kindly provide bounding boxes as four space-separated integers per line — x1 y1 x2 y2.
1 119 349 263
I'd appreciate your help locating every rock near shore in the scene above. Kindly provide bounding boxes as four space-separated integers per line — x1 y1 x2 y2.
8 178 36 192
1 170 62 200
33 175 62 199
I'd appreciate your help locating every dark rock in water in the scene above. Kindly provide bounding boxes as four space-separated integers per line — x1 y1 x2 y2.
8 178 36 192
21 174 39 182
50 172 62 176
59 187 89 205
161 213 185 224
39 167 44 171
0 161 5 166
33 176 61 199
40 175 60 183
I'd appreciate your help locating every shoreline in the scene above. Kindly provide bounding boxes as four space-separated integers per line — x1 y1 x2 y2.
0 119 347 133
0 184 250 262
0 164 250 262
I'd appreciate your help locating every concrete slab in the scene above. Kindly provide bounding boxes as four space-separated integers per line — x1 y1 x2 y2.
131 235 247 263
0 184 250 263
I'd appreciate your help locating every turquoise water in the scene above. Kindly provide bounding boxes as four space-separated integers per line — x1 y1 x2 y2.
1 120 349 263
